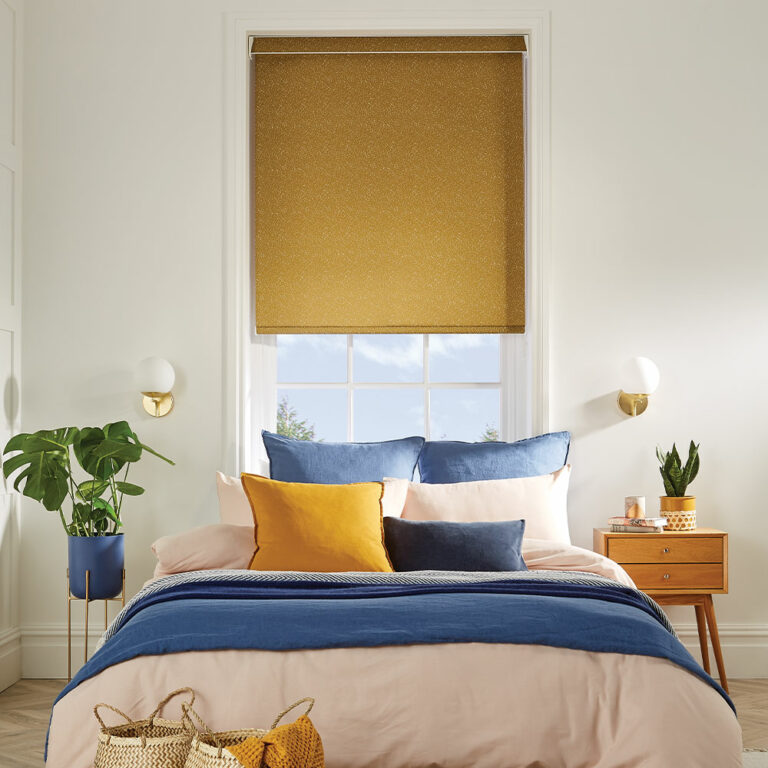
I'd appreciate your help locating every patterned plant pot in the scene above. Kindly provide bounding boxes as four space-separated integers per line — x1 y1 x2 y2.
660 496 697 531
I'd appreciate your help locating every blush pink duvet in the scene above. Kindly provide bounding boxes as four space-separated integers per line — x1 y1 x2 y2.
46 543 741 768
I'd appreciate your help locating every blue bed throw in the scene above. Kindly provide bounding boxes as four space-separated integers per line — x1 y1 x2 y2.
46 569 734 757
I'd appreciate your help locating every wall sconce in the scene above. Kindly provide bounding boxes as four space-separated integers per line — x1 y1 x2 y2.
618 356 660 417
135 357 175 418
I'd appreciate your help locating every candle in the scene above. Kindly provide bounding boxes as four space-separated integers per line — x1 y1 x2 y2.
625 496 646 519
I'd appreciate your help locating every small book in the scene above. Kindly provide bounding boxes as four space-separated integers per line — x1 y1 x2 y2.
610 523 664 533
607 516 667 527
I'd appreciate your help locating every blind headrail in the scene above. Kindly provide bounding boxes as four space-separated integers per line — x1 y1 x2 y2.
249 35 527 57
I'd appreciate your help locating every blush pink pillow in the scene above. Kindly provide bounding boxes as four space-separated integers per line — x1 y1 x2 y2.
400 465 571 545
151 524 255 578
217 471 253 526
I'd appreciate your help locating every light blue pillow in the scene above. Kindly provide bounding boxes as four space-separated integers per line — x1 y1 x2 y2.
262 431 425 484
418 431 571 484
383 517 527 572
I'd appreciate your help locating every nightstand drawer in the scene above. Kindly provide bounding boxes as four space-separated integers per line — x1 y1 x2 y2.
622 563 724 590
607 537 723 564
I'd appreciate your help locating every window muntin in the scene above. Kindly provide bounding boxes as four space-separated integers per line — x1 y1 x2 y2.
276 334 501 442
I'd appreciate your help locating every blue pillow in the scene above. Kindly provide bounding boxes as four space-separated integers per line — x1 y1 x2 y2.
418 431 570 484
262 431 425 484
383 517 527 572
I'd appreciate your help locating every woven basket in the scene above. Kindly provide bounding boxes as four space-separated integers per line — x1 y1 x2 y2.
661 496 697 531
182 698 316 768
665 510 697 531
93 688 196 768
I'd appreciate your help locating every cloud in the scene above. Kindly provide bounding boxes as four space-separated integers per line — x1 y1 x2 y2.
276 334 499 382
353 336 422 372
277 335 346 355
429 334 497 358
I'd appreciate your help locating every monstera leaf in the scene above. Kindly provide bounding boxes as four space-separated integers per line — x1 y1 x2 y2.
76 479 110 501
2 420 173 535
1 428 78 511
73 421 172 480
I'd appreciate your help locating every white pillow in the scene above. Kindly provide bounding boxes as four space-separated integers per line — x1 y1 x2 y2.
217 471 407 525
396 465 571 545
381 478 409 517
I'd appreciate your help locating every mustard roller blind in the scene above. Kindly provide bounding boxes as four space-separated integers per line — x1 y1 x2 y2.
251 36 527 334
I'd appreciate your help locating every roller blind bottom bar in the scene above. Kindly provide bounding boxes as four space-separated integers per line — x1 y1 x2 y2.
257 326 526 335
250 51 527 56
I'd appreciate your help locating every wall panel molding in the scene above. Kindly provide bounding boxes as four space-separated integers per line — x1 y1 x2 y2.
0 627 21 690
0 0 21 692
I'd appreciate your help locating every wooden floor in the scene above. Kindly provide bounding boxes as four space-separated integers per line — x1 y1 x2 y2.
0 678 766 766
0 680 62 767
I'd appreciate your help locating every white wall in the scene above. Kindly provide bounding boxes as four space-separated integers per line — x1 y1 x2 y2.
18 0 768 677
548 0 768 674
0 0 22 691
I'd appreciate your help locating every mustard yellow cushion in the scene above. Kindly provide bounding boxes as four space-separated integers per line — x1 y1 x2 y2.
240 473 393 572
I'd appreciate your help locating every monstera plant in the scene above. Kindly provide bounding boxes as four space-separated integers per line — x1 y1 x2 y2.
2 421 173 598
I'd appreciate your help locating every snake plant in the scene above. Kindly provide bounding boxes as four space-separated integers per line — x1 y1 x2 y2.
656 441 700 497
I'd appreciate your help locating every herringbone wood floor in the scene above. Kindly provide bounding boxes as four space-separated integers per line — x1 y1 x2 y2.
0 678 766 766
0 680 62 767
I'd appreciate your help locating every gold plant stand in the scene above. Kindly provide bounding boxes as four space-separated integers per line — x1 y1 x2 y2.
66 568 125 682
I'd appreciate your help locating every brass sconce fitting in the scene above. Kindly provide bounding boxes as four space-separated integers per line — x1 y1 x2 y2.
618 357 659 417
135 357 175 418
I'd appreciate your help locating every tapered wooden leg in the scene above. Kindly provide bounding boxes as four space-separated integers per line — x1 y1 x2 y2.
703 595 728 693
694 604 710 673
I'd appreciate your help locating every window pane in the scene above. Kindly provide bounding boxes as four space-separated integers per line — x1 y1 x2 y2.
277 389 347 442
277 335 346 383
353 389 424 442
353 335 423 383
429 388 501 442
429 334 500 383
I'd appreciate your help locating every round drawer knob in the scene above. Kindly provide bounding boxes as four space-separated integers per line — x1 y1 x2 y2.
663 573 670 580
663 547 670 553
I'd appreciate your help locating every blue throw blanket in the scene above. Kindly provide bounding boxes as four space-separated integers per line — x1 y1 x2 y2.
46 569 734 757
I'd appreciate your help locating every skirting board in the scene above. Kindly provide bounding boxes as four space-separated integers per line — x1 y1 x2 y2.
676 623 768 678
18 622 768 680
0 627 22 691
21 624 105 680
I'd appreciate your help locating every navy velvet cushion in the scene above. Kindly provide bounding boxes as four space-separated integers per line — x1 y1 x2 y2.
383 517 528 572
262 431 425 484
418 431 571 484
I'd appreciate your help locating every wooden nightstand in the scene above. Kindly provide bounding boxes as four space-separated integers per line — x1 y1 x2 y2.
593 527 729 693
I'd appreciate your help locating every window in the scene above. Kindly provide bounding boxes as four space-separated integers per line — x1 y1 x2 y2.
275 334 505 442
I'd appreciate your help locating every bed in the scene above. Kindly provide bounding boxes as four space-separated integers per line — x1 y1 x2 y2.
46 540 741 768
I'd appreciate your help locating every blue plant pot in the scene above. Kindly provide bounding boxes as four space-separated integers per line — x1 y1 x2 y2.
68 534 124 600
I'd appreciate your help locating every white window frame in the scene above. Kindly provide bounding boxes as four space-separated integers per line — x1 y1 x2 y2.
276 334 506 443
223 8 551 474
